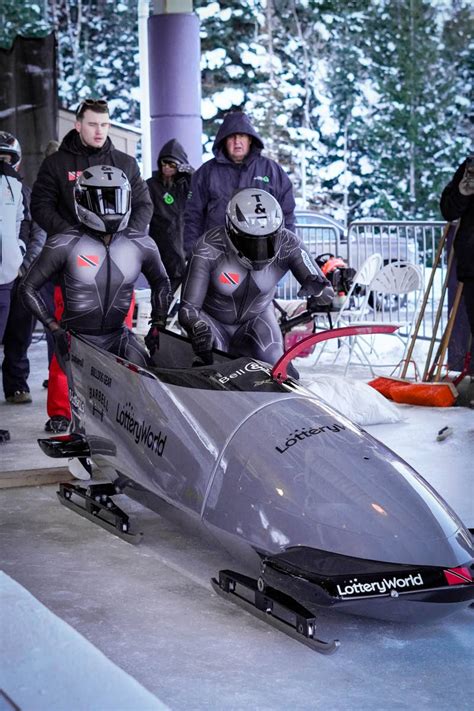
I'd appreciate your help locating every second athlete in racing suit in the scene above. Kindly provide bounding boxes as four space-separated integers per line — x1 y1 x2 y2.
179 188 333 367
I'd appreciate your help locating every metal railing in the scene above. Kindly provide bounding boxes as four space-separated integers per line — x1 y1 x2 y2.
279 219 449 341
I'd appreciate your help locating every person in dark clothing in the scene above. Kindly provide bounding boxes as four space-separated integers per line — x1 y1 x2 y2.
21 165 171 433
440 157 474 372
146 139 194 292
30 99 153 431
31 99 153 236
183 111 296 258
179 188 333 368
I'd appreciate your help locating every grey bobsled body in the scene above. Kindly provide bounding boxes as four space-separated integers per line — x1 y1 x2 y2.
59 331 473 622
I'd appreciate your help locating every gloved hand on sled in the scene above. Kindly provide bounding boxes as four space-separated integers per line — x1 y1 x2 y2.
298 275 335 309
144 322 163 357
190 320 214 365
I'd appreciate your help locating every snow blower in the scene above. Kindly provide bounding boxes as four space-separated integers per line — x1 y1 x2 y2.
369 223 460 407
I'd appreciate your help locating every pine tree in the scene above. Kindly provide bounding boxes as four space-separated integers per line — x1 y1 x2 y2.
360 0 470 219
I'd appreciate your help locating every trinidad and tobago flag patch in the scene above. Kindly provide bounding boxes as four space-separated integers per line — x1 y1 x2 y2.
68 171 83 181
77 254 99 267
219 272 240 285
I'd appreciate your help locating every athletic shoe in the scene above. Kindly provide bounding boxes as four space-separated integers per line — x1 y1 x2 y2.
44 416 71 433
42 379 49 389
0 429 10 444
6 391 32 404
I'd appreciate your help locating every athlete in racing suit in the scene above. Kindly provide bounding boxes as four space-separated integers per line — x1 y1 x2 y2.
20 226 170 366
20 166 170 426
179 188 333 367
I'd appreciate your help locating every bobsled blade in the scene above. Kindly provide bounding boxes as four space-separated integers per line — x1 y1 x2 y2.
211 570 340 655
57 482 143 544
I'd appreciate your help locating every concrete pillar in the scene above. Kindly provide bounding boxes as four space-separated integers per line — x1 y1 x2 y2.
148 0 202 173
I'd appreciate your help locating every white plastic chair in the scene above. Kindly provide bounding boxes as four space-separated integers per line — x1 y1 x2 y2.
309 253 383 366
332 253 384 328
361 261 424 374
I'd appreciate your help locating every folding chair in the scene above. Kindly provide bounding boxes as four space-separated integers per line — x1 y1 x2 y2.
308 253 383 366
362 261 424 375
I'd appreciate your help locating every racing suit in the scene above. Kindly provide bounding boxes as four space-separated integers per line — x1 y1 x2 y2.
21 227 171 417
179 226 333 365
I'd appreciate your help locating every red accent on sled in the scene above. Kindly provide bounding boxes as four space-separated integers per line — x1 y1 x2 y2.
271 324 399 383
443 567 472 586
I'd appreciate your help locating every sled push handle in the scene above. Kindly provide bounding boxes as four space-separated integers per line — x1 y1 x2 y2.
271 323 399 383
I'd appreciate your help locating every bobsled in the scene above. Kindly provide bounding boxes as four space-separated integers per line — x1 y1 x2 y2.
39 327 474 653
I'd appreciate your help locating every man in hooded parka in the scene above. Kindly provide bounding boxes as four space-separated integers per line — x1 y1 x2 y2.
183 111 296 258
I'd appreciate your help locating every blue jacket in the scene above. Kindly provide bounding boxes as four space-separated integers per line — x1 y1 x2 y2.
183 112 296 257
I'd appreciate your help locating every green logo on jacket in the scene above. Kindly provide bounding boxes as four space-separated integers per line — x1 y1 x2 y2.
163 192 174 205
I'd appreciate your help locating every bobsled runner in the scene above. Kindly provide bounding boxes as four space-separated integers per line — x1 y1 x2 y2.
38 327 474 653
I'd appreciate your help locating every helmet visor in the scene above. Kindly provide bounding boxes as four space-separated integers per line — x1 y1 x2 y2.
78 186 131 216
229 229 276 264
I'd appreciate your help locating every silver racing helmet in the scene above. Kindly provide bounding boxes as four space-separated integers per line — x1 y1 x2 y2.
0 131 21 168
225 188 283 270
74 165 131 234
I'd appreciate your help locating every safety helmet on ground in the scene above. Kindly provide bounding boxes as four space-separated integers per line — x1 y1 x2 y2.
225 188 283 270
0 132 21 168
74 165 131 234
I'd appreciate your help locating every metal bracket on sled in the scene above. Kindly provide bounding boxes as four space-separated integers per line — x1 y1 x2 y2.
211 569 340 654
57 482 143 544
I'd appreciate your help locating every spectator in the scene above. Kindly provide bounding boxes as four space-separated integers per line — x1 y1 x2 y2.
183 111 296 257
147 139 194 292
31 98 152 236
440 157 474 372
0 131 29 442
30 98 153 432
0 133 46 405
21 165 171 424
179 188 332 370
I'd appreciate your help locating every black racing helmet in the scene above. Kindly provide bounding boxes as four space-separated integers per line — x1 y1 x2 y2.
74 165 131 234
225 188 283 270
0 132 21 168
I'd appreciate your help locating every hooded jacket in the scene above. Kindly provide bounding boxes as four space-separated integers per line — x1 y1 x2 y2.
30 129 153 237
440 159 474 282
0 162 28 284
146 139 193 290
183 112 296 257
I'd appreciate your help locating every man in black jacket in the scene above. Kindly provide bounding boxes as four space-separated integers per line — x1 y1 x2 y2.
31 99 153 236
146 139 193 292
30 99 153 432
440 157 474 372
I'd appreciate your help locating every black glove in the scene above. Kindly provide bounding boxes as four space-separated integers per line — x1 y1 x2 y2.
52 327 70 371
144 323 162 356
190 320 214 365
307 286 335 310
